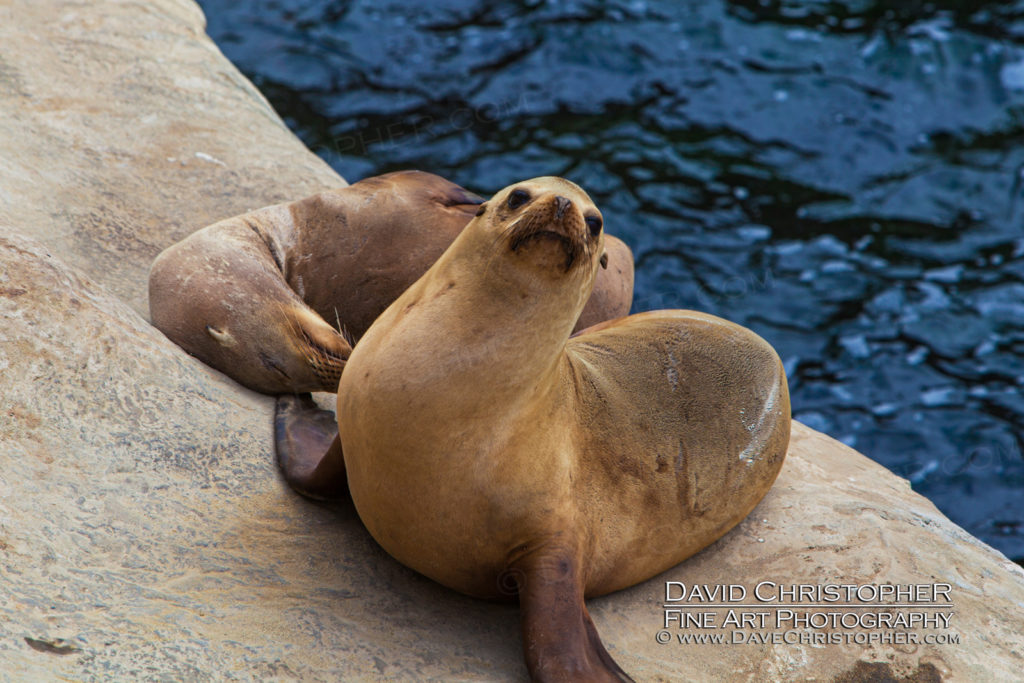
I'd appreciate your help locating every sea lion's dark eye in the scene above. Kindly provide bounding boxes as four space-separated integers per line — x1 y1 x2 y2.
585 215 602 237
507 189 530 210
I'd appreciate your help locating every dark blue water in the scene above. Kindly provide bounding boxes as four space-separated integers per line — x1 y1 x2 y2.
198 0 1024 563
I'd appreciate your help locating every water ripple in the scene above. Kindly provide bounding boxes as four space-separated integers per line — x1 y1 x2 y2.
199 0 1024 562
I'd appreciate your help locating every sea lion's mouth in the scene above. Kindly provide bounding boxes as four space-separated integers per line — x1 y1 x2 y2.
508 225 586 272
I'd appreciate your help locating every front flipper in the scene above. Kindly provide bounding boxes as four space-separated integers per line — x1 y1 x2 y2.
274 394 347 500
512 545 634 683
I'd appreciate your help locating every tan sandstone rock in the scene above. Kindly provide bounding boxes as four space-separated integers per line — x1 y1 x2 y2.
0 0 340 318
1 1 1021 680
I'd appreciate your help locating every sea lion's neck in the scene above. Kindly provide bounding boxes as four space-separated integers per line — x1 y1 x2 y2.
437 260 578 384
366 245 591 417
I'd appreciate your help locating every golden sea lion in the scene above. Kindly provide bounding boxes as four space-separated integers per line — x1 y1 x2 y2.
277 177 790 680
148 171 634 394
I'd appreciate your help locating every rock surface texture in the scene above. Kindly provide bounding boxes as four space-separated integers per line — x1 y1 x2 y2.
1 1 1022 680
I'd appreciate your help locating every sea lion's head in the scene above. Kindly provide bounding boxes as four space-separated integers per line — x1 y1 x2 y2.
473 177 607 281
401 176 611 342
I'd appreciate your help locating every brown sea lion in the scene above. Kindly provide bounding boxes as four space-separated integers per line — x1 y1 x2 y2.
277 177 790 680
148 171 634 395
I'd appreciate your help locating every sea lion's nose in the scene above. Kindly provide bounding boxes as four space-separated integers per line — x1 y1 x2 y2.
554 195 572 219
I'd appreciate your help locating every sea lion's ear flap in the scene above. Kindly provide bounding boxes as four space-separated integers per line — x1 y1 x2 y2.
599 251 608 269
475 202 488 217
445 185 484 208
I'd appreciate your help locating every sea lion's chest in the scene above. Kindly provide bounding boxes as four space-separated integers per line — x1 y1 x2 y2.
338 344 577 595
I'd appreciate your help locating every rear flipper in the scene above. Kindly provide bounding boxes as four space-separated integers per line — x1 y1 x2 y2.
274 394 348 500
